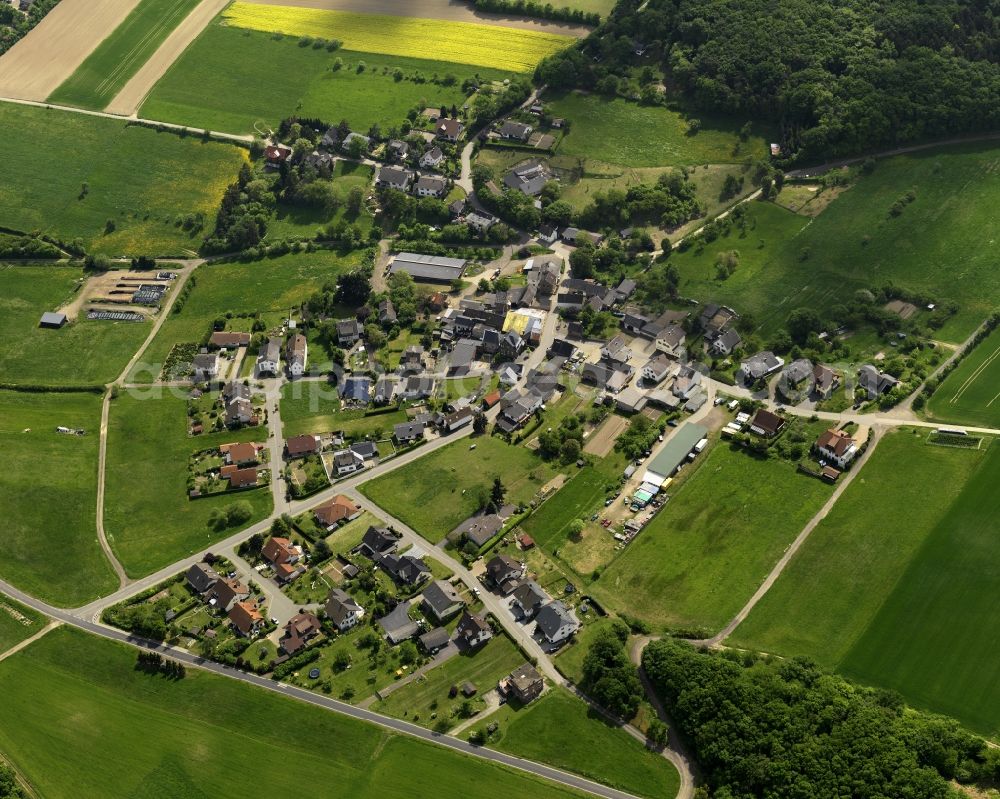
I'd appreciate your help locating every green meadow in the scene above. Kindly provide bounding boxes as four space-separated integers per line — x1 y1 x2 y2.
0 103 246 256
48 0 201 110
104 392 272 576
0 595 45 654
0 390 117 606
0 264 149 386
668 142 1000 342
0 627 586 799
925 325 1000 428
142 24 507 135
592 443 829 633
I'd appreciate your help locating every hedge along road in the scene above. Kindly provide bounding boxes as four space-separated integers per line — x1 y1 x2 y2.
0 576 646 799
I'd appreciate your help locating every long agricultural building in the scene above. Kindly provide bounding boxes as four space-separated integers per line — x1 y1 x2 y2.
389 252 467 283
642 422 708 486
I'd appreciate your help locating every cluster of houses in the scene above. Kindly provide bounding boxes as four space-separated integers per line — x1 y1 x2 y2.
189 441 266 494
740 352 897 405
483 553 580 646
256 333 308 378
185 562 267 638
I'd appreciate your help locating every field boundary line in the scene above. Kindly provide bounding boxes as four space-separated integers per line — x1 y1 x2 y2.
0 620 61 664
949 343 1000 404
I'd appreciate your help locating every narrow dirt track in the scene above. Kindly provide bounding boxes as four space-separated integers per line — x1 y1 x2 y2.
237 0 592 36
106 0 231 116
0 0 142 101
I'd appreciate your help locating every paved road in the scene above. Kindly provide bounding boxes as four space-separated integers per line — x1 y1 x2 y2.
0 576 644 799
261 376 290 516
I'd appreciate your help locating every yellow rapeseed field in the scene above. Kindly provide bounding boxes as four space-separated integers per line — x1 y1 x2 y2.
222 3 573 72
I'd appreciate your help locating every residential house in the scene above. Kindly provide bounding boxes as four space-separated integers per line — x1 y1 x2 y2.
812 364 840 399
420 146 445 169
655 325 687 360
378 552 431 587
324 589 365 632
285 434 321 459
211 576 249 613
224 466 258 489
858 364 899 400
441 406 475 432
581 361 633 393
501 663 544 704
486 554 525 595
814 428 859 469
740 351 784 382
377 601 420 644
393 420 425 444
186 562 219 595
711 328 743 357
337 319 363 347
601 335 632 365
263 144 291 167
548 338 575 359
378 298 397 325
495 392 542 434
435 118 464 142
503 160 550 196
262 536 304 583
401 374 435 400
419 627 451 654
279 612 322 655
421 580 465 622
642 353 673 384
498 120 533 141
320 126 342 150
341 131 371 152
222 381 255 427
285 334 307 377
615 385 648 414
401 344 425 372
350 441 378 461
528 258 561 295
354 525 401 559
466 210 497 233
749 409 786 438
455 610 492 648
313 494 362 531
537 225 559 245
257 337 281 376
415 175 448 198
337 374 372 403
535 600 579 644
223 442 260 467
561 227 603 247
614 278 637 303
192 352 219 381
376 165 414 192
699 304 739 339
386 139 409 161
303 150 334 177
511 580 548 619
209 331 251 349
778 358 814 400
332 448 365 475
455 514 503 548
229 600 264 638
500 330 524 359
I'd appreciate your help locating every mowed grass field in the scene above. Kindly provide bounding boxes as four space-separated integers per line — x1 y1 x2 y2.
495 690 680 799
0 104 246 256
104 392 272 576
130 251 356 381
0 265 150 386
836 440 1000 736
48 0 202 110
0 391 117 606
0 596 45 654
730 429 985 666
670 142 1000 343
591 443 830 632
546 91 767 167
0 627 587 799
223 3 574 72
360 437 558 541
926 326 1000 428
142 24 508 136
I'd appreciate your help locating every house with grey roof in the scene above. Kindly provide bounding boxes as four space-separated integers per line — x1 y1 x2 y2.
534 600 579 644
324 588 365 632
858 364 899 399
711 328 743 356
415 174 448 198
455 514 503 548
393 420 425 444
511 580 548 619
421 580 465 622
456 610 492 648
376 166 414 192
377 601 420 644
503 160 551 196
740 351 784 383
378 552 431 587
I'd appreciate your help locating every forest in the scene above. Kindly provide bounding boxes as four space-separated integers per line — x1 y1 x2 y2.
536 0 1000 160
643 639 1000 798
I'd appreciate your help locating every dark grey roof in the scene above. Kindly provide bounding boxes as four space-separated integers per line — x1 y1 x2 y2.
419 627 451 651
535 601 576 639
422 580 464 619
377 601 419 643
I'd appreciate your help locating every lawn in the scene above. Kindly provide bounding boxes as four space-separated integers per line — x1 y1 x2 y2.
925 325 1000 428
546 91 767 167
0 390 118 606
374 635 525 726
0 596 45 655
553 616 619 684
269 160 374 239
141 23 509 135
360 436 558 541
836 440 1000 736
47 0 202 110
730 429 987 668
560 0 617 14
129 250 357 381
0 627 586 799
0 264 150 387
670 142 1000 343
0 103 246 256
494 689 680 799
591 442 830 633
104 392 272 577
279 380 342 436
223 3 574 73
